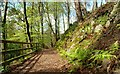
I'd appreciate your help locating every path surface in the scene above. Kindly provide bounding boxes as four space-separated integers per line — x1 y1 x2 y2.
11 49 70 73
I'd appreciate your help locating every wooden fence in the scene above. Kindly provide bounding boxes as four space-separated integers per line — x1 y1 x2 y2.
0 40 41 72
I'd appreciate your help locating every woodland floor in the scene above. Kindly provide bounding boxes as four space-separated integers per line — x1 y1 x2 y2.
10 49 70 74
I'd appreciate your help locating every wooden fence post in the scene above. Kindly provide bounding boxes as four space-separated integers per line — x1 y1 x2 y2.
36 43 37 51
21 44 24 60
0 40 41 72
3 41 7 71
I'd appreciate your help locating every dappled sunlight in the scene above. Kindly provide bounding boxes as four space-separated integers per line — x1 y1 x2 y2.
0 1 120 74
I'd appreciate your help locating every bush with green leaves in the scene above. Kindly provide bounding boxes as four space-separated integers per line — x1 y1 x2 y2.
89 50 117 67
109 41 119 52
59 46 117 72
0 66 10 73
95 14 108 26
0 66 4 73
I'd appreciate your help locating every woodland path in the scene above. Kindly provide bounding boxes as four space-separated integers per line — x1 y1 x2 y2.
10 49 70 74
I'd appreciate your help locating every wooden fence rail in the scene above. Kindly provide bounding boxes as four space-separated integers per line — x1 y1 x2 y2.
0 40 41 72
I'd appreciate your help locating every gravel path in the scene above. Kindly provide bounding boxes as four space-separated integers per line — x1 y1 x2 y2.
11 49 70 73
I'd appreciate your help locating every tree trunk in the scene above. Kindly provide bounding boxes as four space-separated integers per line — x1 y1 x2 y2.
84 0 86 8
41 2 44 48
2 2 8 69
54 3 58 41
2 2 8 40
66 1 70 28
23 2 32 43
62 13 65 33
92 0 98 11
101 0 103 6
0 9 2 39
57 18 60 40
46 3 56 38
0 9 2 23
81 2 87 16
74 0 84 22
31 2 34 42
50 28 53 47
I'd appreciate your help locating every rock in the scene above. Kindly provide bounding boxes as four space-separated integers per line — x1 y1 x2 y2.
102 59 111 69
94 24 103 33
91 20 95 26
105 21 110 27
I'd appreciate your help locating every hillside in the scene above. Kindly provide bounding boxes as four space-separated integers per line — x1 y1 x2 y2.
1 1 120 73
56 2 120 73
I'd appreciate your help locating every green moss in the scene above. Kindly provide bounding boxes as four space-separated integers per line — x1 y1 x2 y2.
95 15 108 26
60 21 78 41
56 7 119 72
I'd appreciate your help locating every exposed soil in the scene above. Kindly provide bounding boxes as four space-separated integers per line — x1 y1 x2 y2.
10 49 70 74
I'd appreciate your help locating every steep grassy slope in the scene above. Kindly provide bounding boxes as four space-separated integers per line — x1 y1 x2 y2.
56 2 120 73
57 2 115 51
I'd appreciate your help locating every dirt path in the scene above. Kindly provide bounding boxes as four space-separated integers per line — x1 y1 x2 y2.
11 49 70 73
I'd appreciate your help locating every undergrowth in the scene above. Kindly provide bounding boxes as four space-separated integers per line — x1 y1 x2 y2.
57 40 119 72
56 12 119 72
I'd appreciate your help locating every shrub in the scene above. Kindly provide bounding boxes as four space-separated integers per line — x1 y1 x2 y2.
59 46 117 72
